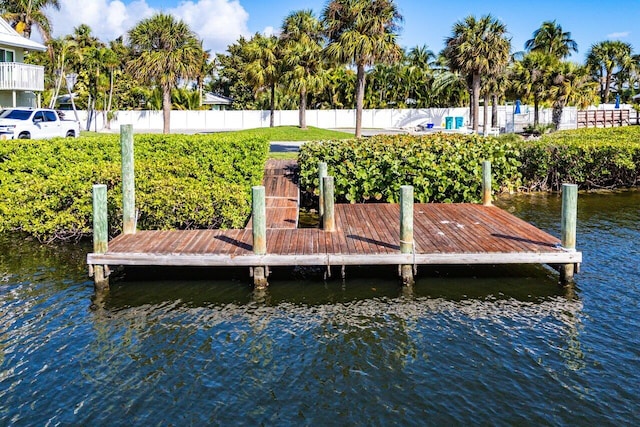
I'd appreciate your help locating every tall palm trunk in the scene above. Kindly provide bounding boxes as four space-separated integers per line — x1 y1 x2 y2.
269 83 275 127
534 95 540 126
483 93 489 136
491 94 498 127
604 68 613 103
471 73 481 132
50 66 65 109
355 63 366 137
162 84 171 134
299 88 307 129
106 70 114 130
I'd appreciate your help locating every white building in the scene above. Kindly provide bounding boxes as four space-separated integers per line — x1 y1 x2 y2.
0 18 46 108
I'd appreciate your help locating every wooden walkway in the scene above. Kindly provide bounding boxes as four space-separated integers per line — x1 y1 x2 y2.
246 159 299 229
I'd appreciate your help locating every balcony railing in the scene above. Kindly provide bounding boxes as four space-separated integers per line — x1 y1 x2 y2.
0 62 44 91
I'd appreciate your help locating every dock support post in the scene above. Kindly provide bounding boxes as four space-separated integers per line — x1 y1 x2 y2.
252 185 268 288
92 184 109 291
400 185 414 286
482 160 492 206
323 176 335 232
318 162 327 221
121 124 136 234
560 183 578 284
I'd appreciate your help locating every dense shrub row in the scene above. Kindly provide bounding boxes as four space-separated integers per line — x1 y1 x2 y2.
519 127 640 191
298 134 522 203
0 134 269 242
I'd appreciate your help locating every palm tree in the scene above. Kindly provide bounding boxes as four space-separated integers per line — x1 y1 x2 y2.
1 0 60 60
444 14 511 133
127 13 203 134
244 33 281 127
586 40 632 103
280 10 325 129
510 51 556 126
322 0 403 137
525 21 578 59
0 0 59 47
548 62 598 128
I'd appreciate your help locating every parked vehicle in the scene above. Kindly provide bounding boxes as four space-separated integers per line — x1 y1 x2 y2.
0 108 80 139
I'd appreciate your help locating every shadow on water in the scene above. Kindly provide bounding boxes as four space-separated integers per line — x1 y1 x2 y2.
97 262 573 312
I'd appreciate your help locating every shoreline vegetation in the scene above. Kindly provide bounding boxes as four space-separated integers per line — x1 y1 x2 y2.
0 126 638 243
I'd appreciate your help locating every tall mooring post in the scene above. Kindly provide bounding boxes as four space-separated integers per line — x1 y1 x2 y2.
322 176 335 232
252 185 268 288
92 184 109 290
482 160 492 206
560 183 578 284
318 162 327 221
400 185 415 286
121 124 136 234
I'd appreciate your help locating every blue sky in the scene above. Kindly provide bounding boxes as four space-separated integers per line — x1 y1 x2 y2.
48 0 640 62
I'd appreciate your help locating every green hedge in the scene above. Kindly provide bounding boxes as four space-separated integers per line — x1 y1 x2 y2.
298 134 522 203
0 134 269 242
519 127 640 191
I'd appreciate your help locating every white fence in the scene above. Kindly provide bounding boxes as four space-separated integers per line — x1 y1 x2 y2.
72 105 597 133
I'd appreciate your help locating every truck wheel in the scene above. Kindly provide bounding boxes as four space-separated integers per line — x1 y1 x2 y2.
66 130 76 138
18 132 30 139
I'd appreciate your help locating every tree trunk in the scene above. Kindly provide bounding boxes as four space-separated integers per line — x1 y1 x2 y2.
552 102 564 129
469 90 474 128
355 63 366 138
604 69 612 103
50 66 65 109
106 71 114 130
86 93 92 131
162 85 171 134
471 73 480 133
491 94 498 128
299 87 307 130
534 96 540 126
269 83 275 127
483 93 489 136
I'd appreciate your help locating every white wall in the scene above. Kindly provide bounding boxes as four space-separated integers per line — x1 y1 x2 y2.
71 105 587 133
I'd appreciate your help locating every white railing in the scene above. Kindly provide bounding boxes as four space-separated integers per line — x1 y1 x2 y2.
0 62 44 91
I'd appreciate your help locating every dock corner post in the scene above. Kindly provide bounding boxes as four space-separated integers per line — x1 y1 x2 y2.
121 124 136 234
400 185 415 286
482 160 492 206
318 162 327 221
560 183 578 284
252 185 268 288
92 184 109 291
322 176 335 232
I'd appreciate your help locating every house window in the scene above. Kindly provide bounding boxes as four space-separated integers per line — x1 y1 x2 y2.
0 49 15 62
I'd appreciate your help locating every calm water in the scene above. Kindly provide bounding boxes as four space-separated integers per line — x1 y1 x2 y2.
1 191 639 425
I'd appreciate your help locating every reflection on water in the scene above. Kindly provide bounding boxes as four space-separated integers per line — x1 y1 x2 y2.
1 191 639 425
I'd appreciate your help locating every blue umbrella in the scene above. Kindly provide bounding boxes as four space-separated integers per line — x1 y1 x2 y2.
615 94 620 109
514 99 521 114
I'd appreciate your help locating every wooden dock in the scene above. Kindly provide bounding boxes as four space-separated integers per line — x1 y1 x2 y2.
87 158 581 287
89 203 580 267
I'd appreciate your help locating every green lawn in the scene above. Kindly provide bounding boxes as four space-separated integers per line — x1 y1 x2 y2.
224 126 353 141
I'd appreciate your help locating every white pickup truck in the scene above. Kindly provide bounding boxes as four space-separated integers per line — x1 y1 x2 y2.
0 108 80 139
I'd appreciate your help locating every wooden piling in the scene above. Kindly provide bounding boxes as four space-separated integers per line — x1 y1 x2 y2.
92 184 109 290
322 176 335 232
121 124 136 234
251 185 268 288
400 185 414 286
560 183 578 283
482 160 492 206
318 162 327 220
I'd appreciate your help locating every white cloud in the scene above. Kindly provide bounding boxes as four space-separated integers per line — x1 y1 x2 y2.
46 0 250 53
607 31 630 39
